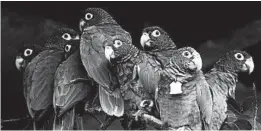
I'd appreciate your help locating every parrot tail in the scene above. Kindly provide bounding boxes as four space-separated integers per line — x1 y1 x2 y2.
74 115 84 130
99 86 124 117
53 107 75 130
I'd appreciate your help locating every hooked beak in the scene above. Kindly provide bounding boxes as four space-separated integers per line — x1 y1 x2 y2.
72 35 80 40
79 19 86 32
104 46 115 62
140 32 152 48
243 57 254 74
188 51 203 71
15 56 26 71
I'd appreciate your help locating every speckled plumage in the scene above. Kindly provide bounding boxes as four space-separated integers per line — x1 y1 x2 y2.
205 50 254 130
157 47 213 130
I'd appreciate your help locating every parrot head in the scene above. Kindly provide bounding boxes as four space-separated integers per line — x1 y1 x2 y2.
164 47 203 95
214 50 254 74
170 47 203 73
44 27 80 50
79 8 118 32
63 41 80 60
15 44 43 71
140 26 176 51
104 35 132 63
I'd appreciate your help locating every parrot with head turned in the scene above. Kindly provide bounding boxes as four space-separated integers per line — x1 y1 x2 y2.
79 8 132 118
53 37 98 130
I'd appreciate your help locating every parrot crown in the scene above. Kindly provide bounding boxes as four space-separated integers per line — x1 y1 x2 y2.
142 26 176 52
17 44 44 59
82 8 118 27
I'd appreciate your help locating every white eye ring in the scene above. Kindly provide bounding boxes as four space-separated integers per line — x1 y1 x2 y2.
151 30 161 37
62 33 72 40
234 53 244 61
114 40 123 48
24 48 33 57
182 51 192 58
85 13 93 20
65 45 72 52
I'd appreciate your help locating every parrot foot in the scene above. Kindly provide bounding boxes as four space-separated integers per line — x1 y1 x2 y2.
85 103 102 114
97 116 117 130
132 109 147 121
140 100 154 108
175 126 192 131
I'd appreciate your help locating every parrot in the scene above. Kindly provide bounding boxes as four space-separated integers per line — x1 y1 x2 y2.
139 26 177 111
112 26 178 130
155 47 213 130
79 8 131 118
15 27 80 130
103 30 161 129
53 36 97 130
204 50 255 130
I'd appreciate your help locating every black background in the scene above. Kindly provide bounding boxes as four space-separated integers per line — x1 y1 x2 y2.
2 1 261 129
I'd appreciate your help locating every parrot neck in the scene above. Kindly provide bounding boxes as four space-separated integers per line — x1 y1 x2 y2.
117 45 141 64
209 69 238 98
145 46 177 54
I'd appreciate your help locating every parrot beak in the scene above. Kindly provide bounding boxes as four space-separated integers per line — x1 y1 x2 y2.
105 46 115 62
169 81 183 94
189 52 203 71
79 19 86 32
15 56 26 71
140 33 151 48
72 35 80 40
243 57 254 74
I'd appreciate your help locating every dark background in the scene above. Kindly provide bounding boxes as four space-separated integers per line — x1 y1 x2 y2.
2 1 261 129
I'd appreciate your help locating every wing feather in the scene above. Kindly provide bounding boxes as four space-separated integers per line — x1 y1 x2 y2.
54 50 91 116
23 50 63 118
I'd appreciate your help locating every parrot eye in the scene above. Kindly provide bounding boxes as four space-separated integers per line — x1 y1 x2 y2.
234 53 244 61
151 30 161 37
24 48 33 57
85 13 93 20
182 51 192 58
62 33 72 40
114 40 123 48
65 45 72 52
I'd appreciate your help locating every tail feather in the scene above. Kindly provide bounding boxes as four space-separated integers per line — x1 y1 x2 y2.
53 107 75 130
99 86 124 117
74 115 84 130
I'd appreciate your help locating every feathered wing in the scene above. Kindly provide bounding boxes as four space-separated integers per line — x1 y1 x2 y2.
194 71 213 130
205 71 229 130
138 59 160 97
23 50 63 129
80 29 124 117
54 50 90 116
53 50 93 130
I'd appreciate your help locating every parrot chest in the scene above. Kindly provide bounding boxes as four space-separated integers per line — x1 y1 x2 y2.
158 90 201 130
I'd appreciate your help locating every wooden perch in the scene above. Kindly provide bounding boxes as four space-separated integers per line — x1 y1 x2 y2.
252 83 258 130
141 113 166 129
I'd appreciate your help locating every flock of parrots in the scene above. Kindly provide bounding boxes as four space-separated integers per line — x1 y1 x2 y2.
15 8 258 130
